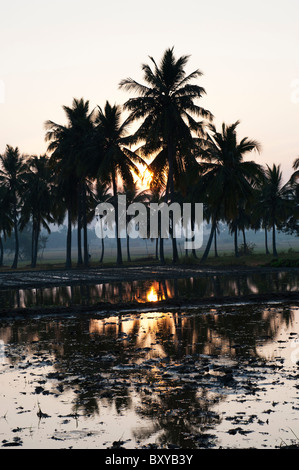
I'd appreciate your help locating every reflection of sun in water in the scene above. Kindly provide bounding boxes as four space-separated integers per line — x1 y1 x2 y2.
147 286 158 302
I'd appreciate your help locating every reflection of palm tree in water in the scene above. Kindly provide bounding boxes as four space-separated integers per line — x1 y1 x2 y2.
0 305 296 445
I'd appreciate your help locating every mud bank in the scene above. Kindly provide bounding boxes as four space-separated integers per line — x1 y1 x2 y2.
0 264 299 290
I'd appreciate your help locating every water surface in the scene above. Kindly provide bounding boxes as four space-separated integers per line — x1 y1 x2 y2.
0 303 299 449
0 271 298 310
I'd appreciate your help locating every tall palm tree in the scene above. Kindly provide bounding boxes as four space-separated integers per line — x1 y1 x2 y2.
228 201 252 257
283 158 299 236
198 121 262 263
45 98 95 268
0 184 13 266
20 155 54 267
148 182 167 263
94 101 144 265
95 179 112 263
61 98 95 267
259 164 291 257
119 47 213 263
45 120 77 269
121 182 151 262
0 145 26 268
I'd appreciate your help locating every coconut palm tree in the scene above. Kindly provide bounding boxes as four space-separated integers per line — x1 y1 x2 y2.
0 184 13 266
283 159 299 236
95 179 112 263
45 98 95 268
20 155 54 267
94 101 145 265
0 145 26 268
45 122 77 268
121 182 152 262
259 164 291 257
198 121 262 263
119 47 213 263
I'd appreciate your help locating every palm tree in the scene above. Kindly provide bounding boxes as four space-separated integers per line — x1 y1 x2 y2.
0 184 13 266
259 164 291 257
61 98 95 267
198 121 262 263
0 145 26 268
45 98 95 268
121 182 151 262
94 101 144 265
283 159 299 236
45 121 77 268
95 179 112 263
148 183 167 263
119 47 213 263
20 155 54 267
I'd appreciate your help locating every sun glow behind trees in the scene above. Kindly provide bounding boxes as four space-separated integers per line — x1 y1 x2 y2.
0 47 298 269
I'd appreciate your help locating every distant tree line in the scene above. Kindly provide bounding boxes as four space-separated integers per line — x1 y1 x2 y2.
0 48 298 269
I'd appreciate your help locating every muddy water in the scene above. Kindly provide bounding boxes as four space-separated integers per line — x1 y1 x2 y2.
0 271 298 310
0 303 299 449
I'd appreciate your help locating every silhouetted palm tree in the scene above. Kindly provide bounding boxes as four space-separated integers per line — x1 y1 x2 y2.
94 101 144 265
0 145 26 268
20 155 54 267
259 164 291 257
95 179 112 263
0 184 13 266
283 159 299 236
119 47 213 263
121 182 151 262
45 98 95 268
198 121 262 262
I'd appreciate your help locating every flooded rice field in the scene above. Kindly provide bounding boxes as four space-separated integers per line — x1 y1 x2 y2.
0 270 298 311
0 300 299 449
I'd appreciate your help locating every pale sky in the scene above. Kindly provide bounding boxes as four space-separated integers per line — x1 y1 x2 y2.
1 0 298 182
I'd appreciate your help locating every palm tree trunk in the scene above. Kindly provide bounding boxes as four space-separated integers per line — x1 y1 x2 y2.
98 216 105 263
77 222 82 265
158 209 165 264
31 223 35 267
234 229 239 257
167 141 178 264
65 205 72 269
214 230 218 257
77 182 83 266
200 217 217 263
191 216 198 259
126 233 131 262
159 234 165 264
0 235 3 266
82 190 89 267
11 199 19 269
242 228 247 254
264 226 269 254
33 223 40 268
100 236 105 263
272 221 277 257
112 171 122 265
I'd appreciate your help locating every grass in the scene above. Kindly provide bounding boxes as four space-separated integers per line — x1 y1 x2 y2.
1 248 299 273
